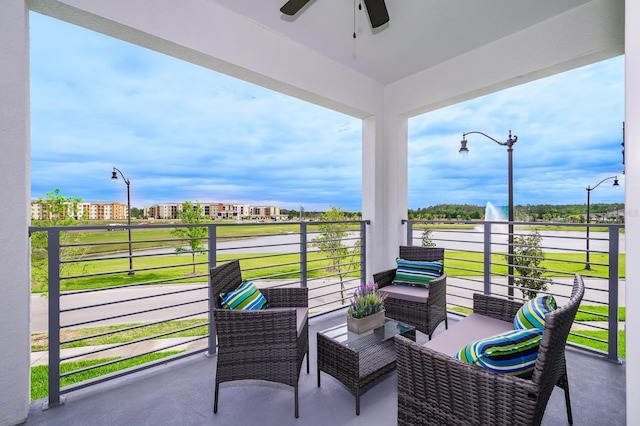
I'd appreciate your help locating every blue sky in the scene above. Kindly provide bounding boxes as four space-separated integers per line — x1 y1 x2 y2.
30 13 625 213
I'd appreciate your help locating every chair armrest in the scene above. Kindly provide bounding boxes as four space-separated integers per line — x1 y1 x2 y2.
373 268 396 289
426 273 446 307
473 293 523 322
395 334 539 425
261 287 308 308
214 308 299 347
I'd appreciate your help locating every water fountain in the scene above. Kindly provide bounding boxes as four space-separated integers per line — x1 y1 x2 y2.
484 201 507 221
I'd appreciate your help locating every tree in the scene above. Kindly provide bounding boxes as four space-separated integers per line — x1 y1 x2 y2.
130 207 144 219
30 188 87 291
312 206 361 304
171 201 208 274
508 229 552 299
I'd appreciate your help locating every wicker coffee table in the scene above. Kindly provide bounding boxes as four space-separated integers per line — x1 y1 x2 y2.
317 318 416 414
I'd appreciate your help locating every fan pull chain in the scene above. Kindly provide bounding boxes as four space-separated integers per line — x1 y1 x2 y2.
353 0 357 38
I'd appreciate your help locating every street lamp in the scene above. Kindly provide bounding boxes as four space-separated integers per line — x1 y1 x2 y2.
459 130 518 297
585 176 619 270
111 167 134 275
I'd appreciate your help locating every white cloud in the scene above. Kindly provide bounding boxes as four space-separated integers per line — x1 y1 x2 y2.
30 12 624 214
408 56 625 208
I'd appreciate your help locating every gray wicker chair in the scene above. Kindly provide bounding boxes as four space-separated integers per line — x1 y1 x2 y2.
394 274 585 426
373 246 448 339
209 260 309 418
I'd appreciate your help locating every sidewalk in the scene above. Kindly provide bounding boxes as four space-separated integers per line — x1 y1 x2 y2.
30 337 205 367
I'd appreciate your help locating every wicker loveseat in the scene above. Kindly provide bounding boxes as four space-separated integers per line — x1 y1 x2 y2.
395 274 585 426
373 246 448 339
209 260 309 418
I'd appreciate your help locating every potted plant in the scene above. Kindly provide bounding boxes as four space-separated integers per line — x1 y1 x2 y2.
347 281 387 333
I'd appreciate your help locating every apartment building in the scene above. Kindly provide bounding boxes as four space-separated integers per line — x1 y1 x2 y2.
145 202 282 220
30 200 128 220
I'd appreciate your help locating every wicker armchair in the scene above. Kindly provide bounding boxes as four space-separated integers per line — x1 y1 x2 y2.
209 260 309 418
395 274 585 426
373 246 447 339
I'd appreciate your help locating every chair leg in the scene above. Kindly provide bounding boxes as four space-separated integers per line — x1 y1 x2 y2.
306 349 310 373
563 374 573 425
295 384 299 418
213 382 219 413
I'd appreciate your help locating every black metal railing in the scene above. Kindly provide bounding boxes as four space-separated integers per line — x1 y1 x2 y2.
29 218 624 407
406 219 624 364
29 220 368 407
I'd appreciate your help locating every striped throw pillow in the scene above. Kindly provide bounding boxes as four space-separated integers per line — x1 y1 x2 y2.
219 280 268 310
454 328 543 379
514 295 557 330
393 258 443 288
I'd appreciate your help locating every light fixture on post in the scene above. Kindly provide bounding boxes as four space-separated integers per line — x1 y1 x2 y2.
585 176 619 270
111 167 134 275
459 130 518 297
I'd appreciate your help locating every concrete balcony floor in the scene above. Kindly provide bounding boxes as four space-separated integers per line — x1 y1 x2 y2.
24 310 626 426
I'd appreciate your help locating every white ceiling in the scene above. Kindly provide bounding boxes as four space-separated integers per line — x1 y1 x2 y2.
213 0 592 85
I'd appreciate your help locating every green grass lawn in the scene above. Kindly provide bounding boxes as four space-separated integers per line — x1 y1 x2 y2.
55 222 362 256
34 249 625 294
444 252 625 278
30 351 182 401
568 330 625 358
31 319 208 351
33 251 353 292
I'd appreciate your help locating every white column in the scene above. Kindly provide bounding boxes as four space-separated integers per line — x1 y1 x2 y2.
0 1 31 424
625 1 640 422
362 111 409 279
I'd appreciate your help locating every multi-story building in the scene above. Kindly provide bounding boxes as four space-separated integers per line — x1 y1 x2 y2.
144 202 282 221
31 200 128 221
145 203 179 220
31 199 281 221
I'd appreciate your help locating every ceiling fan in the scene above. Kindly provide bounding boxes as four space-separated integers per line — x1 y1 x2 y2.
280 0 389 29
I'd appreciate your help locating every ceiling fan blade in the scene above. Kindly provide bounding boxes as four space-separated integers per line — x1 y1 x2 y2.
280 0 313 16
362 0 389 28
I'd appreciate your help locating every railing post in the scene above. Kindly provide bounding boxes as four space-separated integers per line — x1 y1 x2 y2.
406 220 413 246
607 226 622 363
360 221 367 284
484 223 492 295
45 229 64 409
206 224 217 357
300 222 308 288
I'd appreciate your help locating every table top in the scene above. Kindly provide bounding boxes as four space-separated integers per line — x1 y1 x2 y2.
318 318 414 352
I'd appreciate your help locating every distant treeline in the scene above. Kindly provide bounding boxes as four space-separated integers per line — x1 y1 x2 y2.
408 203 625 222
282 202 624 223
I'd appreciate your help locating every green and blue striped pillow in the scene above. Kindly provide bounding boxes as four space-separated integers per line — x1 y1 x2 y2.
219 280 268 310
454 328 543 379
514 295 557 330
393 258 443 288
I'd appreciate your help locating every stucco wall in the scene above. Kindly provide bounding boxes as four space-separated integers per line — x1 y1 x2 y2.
625 0 640 423
0 2 31 425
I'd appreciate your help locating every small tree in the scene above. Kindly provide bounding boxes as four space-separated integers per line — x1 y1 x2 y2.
421 228 436 247
171 201 207 275
313 206 361 304
30 188 87 291
508 229 552 299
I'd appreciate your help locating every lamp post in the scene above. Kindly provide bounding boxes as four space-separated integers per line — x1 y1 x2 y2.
585 176 619 270
111 167 134 275
459 130 518 297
